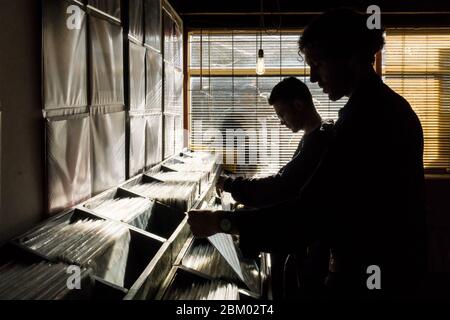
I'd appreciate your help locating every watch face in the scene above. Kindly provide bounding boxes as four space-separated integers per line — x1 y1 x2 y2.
220 218 232 233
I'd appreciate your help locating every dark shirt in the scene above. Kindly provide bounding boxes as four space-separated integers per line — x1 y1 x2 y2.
232 73 426 297
223 121 334 208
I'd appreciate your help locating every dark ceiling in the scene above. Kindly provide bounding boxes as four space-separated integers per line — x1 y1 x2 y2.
168 0 450 29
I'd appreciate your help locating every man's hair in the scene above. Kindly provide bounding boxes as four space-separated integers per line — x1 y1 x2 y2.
268 77 313 106
299 8 385 64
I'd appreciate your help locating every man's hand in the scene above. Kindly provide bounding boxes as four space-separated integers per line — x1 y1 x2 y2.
187 210 222 238
216 175 228 194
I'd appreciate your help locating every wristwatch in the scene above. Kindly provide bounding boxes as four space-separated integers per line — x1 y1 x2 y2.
219 216 233 233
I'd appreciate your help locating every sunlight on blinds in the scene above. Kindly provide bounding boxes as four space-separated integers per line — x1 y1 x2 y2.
188 31 346 175
384 29 450 170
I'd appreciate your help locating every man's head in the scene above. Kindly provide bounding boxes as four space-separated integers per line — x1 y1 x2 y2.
268 77 316 133
299 8 385 101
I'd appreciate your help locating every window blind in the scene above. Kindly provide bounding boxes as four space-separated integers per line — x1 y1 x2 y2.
188 31 346 175
384 29 450 171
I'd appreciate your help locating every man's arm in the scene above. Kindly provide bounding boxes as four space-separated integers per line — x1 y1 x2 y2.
222 174 296 208
188 193 333 257
189 135 341 257
221 133 329 208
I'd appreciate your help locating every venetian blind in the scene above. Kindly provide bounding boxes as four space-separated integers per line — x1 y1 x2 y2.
188 31 347 175
384 29 450 171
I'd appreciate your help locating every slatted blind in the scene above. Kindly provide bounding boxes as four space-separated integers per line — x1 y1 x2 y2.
188 31 346 175
384 29 450 171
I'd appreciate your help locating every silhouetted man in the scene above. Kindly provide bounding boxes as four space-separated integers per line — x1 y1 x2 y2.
189 8 426 298
217 77 333 297
217 77 332 208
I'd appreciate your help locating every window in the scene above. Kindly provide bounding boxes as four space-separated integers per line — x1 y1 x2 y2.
384 29 450 171
188 29 450 175
188 31 346 175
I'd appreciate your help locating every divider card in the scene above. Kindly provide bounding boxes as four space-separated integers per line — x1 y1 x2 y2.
207 233 245 283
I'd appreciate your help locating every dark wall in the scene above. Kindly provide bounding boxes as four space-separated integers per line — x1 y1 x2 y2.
0 0 44 242
181 14 450 29
170 0 450 13
169 0 450 29
425 175 450 273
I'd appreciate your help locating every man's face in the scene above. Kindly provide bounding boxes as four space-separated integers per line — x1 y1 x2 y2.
304 47 353 101
273 100 305 133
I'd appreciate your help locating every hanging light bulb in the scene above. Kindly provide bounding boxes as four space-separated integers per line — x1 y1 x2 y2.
256 48 265 75
256 0 265 75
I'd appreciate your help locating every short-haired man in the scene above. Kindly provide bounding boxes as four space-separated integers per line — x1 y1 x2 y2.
217 77 333 209
216 77 333 297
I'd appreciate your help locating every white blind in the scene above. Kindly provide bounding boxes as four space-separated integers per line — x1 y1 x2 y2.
384 29 450 171
188 31 346 175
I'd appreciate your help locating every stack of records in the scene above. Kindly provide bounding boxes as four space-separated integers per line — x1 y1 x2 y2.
128 181 197 212
178 153 216 169
165 279 239 300
0 261 92 300
88 197 154 230
181 150 217 166
183 242 237 281
151 171 207 195
21 219 131 287
208 233 261 294
165 161 214 177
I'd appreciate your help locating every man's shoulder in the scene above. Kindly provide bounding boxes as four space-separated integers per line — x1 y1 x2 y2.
381 82 411 108
381 82 422 128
